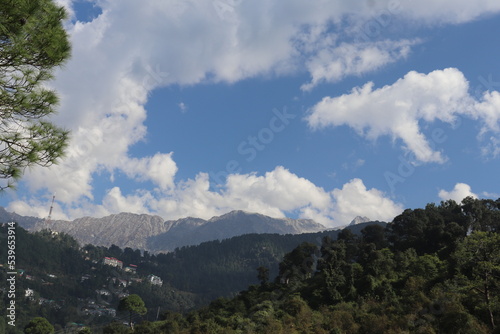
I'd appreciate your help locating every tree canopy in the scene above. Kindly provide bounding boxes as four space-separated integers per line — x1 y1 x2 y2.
5 197 500 333
0 0 71 189
118 294 147 328
23 317 54 334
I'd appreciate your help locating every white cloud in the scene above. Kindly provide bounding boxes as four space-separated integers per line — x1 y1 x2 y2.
473 91 500 134
482 191 500 198
301 39 418 91
8 166 402 228
331 178 404 225
8 0 500 225
438 183 478 203
342 158 366 171
355 159 366 168
111 166 335 224
307 68 500 163
121 153 178 191
397 0 500 24
8 200 56 221
178 102 187 113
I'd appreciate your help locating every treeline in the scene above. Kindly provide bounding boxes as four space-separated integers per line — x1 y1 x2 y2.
3 197 500 333
140 229 369 301
85 224 379 313
0 213 376 332
106 197 500 333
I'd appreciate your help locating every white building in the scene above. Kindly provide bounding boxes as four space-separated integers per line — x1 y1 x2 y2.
102 257 123 269
147 274 163 286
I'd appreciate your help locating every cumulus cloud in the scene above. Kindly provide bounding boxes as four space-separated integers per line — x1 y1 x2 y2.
331 178 404 225
307 68 500 163
301 39 418 91
100 166 336 225
121 153 178 191
438 183 478 203
8 0 500 224
8 166 402 228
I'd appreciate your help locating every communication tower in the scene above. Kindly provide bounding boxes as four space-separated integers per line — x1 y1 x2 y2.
44 195 56 229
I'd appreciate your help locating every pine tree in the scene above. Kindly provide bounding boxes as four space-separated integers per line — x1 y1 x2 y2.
0 0 71 189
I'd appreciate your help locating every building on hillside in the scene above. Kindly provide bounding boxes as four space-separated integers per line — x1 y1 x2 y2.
96 289 111 296
147 274 163 286
102 257 123 269
110 277 129 287
124 264 137 273
25 289 35 301
130 277 143 284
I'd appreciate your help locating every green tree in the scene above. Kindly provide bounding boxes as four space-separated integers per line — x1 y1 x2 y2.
455 231 500 329
277 242 319 290
361 224 387 249
118 294 147 329
316 238 349 303
24 317 54 334
0 0 71 189
257 266 270 285
387 202 468 256
462 197 500 232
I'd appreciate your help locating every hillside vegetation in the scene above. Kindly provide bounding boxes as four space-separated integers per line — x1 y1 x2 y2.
2 197 500 333
106 197 500 334
0 217 375 332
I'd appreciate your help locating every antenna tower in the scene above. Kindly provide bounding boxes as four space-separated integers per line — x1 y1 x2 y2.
44 195 56 229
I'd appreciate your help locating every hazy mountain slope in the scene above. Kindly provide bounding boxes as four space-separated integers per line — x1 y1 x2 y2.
0 207 43 230
146 216 208 251
8 209 328 252
148 210 327 251
37 212 168 250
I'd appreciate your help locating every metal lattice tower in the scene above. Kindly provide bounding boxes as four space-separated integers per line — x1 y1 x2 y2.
44 195 56 229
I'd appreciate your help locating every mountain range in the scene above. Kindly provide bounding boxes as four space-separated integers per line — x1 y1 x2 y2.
0 208 332 252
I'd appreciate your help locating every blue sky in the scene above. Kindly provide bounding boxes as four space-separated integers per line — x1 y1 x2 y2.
2 0 500 227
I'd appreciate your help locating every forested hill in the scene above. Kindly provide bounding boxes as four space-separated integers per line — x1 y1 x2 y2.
0 218 382 333
3 197 500 333
139 198 500 334
107 197 500 334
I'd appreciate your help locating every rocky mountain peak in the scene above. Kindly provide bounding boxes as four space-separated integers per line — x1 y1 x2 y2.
349 216 371 226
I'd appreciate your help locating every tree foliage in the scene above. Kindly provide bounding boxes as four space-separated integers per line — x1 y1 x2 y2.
455 231 500 329
118 294 147 328
124 198 500 333
5 197 500 333
0 0 71 189
23 317 54 334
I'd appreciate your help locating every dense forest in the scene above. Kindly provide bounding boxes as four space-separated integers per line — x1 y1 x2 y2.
2 197 500 333
0 214 374 332
104 197 500 333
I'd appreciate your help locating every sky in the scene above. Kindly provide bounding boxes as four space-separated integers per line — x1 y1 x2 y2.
2 0 500 228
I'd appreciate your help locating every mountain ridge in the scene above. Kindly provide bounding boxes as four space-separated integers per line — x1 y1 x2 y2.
1 208 329 252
